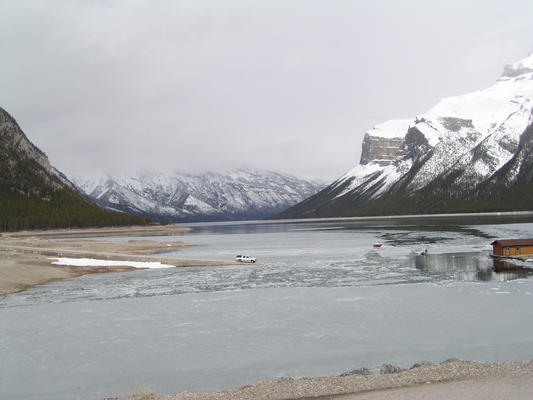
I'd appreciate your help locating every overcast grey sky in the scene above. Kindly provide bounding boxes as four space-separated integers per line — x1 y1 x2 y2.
2 1 533 181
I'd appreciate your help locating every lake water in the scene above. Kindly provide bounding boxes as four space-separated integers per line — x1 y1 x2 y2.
2 215 533 400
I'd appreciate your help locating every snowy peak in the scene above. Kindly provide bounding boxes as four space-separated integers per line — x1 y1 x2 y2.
360 54 533 149
275 54 533 219
502 53 533 78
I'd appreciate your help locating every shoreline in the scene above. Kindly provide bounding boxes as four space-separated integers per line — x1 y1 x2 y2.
270 210 533 224
0 225 236 296
122 360 533 400
3 224 192 239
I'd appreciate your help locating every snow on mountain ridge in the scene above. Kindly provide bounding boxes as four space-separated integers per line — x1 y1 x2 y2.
366 119 412 139
502 53 533 78
339 54 533 197
71 169 323 222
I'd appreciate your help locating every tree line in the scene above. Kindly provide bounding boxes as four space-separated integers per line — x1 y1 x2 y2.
0 154 152 232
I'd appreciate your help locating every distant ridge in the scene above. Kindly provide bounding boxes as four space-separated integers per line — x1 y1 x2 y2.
72 169 323 222
0 107 152 231
275 54 533 219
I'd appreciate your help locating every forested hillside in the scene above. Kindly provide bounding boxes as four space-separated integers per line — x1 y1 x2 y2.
0 107 152 231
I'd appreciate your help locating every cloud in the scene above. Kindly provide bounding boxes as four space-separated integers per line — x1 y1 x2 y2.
2 0 533 181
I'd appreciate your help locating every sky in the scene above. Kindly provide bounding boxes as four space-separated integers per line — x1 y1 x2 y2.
1 1 533 182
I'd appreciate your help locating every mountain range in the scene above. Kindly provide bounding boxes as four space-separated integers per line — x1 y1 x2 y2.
5 53 533 229
275 54 533 219
72 170 323 222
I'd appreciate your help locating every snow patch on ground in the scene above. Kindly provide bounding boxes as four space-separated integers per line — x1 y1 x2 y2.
49 257 175 269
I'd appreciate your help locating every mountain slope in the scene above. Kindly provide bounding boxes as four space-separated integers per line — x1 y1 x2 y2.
72 170 323 222
0 107 152 231
275 54 533 219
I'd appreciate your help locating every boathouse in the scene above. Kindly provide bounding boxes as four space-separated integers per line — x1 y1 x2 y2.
491 239 533 258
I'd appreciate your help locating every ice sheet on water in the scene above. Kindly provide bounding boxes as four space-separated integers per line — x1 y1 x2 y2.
5 251 513 308
471 222 533 240
3 282 533 400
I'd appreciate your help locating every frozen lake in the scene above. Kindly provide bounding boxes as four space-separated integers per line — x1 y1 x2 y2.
2 215 533 399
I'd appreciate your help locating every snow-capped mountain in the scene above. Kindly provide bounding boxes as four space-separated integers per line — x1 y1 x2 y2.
72 169 323 222
276 54 533 219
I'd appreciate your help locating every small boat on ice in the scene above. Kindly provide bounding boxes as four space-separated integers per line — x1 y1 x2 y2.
373 243 383 249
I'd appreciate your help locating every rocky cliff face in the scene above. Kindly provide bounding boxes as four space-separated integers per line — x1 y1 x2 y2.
0 107 57 188
359 134 404 166
72 170 324 222
275 54 533 219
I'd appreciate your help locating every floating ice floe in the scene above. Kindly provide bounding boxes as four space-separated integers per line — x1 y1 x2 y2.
49 257 174 269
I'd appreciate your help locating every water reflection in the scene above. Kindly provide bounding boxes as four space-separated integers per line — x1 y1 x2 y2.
408 251 533 282
184 213 533 237
492 259 533 278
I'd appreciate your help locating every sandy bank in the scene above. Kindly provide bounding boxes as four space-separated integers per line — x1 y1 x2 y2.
134 360 532 400
0 226 236 296
4 224 191 239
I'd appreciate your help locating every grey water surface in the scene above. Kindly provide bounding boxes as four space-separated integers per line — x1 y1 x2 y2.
2 216 533 400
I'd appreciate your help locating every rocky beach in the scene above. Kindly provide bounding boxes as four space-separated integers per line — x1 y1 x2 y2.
118 360 533 400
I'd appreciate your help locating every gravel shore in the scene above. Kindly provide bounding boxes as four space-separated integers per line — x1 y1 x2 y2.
151 360 533 400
